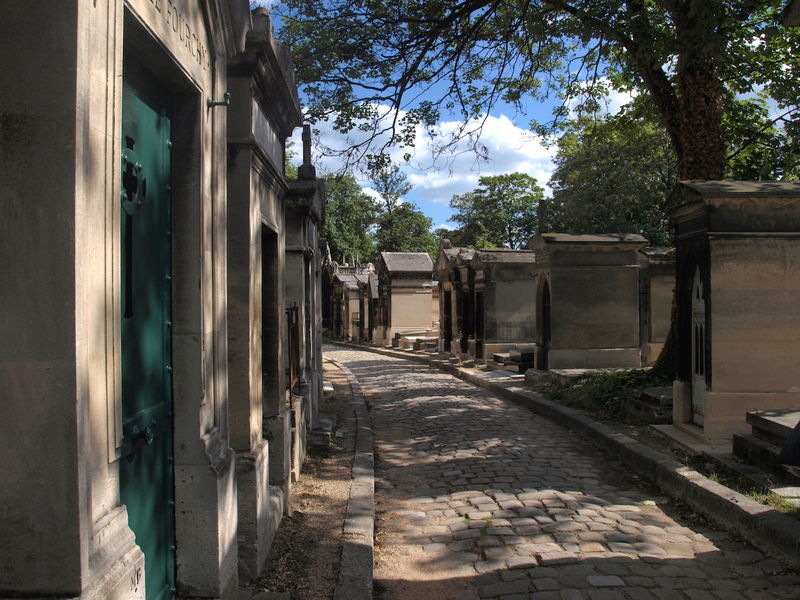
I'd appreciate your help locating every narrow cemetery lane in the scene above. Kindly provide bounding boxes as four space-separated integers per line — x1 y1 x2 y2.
324 347 800 600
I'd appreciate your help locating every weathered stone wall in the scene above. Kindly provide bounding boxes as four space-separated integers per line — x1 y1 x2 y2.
0 1 319 597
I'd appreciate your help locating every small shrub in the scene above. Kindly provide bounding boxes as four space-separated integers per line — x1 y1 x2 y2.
541 368 670 422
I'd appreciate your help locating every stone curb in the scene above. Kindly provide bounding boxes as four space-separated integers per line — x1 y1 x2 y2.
327 358 374 600
327 340 800 569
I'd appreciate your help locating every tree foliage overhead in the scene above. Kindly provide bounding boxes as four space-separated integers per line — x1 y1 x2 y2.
549 94 800 246
375 202 439 257
369 164 414 213
321 168 437 262
278 0 800 179
322 173 379 264
549 107 677 247
367 165 439 257
448 173 546 249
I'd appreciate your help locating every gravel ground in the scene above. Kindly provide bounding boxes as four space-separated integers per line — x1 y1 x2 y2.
243 361 356 600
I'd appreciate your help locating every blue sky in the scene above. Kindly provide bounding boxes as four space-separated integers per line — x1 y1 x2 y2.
288 89 635 229
264 0 635 229
290 110 558 229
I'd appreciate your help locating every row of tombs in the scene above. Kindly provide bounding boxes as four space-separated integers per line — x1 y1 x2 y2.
1 3 326 600
326 181 800 448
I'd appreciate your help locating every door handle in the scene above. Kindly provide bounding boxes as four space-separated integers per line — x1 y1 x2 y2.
121 424 156 462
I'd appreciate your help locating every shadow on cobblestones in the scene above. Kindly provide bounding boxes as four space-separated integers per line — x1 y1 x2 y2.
325 348 800 600
373 552 799 600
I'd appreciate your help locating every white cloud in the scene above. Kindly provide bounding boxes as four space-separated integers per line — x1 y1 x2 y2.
289 106 559 225
403 113 558 205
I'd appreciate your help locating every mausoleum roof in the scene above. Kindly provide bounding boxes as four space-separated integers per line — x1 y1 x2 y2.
380 252 434 273
472 249 536 264
334 273 359 289
539 233 647 244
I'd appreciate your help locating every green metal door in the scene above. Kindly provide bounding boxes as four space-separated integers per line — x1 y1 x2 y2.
119 81 175 600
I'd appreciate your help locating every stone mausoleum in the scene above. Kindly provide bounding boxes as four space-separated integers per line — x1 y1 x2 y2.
533 233 648 370
0 3 323 598
466 249 538 361
374 252 436 346
669 181 800 442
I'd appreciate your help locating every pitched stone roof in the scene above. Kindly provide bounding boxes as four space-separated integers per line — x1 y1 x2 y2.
539 233 647 244
380 252 433 272
472 249 536 264
334 273 359 289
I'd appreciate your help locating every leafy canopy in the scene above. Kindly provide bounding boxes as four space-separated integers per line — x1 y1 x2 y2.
322 173 379 263
278 0 800 179
549 94 800 247
549 106 677 246
322 168 438 262
375 203 439 258
448 173 546 249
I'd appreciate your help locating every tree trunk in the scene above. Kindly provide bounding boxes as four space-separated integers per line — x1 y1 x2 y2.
674 54 726 180
645 6 726 380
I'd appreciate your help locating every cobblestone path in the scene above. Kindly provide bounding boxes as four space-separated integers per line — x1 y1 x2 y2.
325 347 800 600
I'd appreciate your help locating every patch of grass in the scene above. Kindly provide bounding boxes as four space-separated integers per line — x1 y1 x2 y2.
538 368 670 422
679 455 800 520
747 490 800 517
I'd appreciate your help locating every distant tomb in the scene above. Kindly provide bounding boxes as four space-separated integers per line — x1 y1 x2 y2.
534 233 648 370
374 252 436 346
468 249 538 361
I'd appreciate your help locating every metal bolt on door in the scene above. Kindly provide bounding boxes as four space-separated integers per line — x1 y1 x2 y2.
119 81 175 600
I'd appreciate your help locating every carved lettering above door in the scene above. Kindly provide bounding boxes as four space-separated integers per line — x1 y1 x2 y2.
128 0 212 84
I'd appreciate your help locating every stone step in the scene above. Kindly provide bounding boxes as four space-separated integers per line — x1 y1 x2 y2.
642 386 673 408
507 349 534 361
412 338 438 351
746 409 800 447
732 432 785 475
622 395 672 424
310 412 337 447
492 352 512 363
733 408 800 486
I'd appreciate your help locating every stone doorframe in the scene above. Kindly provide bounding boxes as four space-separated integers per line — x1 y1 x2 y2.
120 10 237 598
535 274 551 370
673 253 711 431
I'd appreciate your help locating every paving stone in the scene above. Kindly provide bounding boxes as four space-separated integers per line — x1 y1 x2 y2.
532 578 561 591
587 591 622 600
454 528 482 540
328 348 800 600
484 546 515 560
588 575 625 587
476 536 504 548
625 588 659 600
469 511 494 520
506 555 537 569
530 593 561 600
475 560 507 573
478 579 530 598
500 569 529 581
